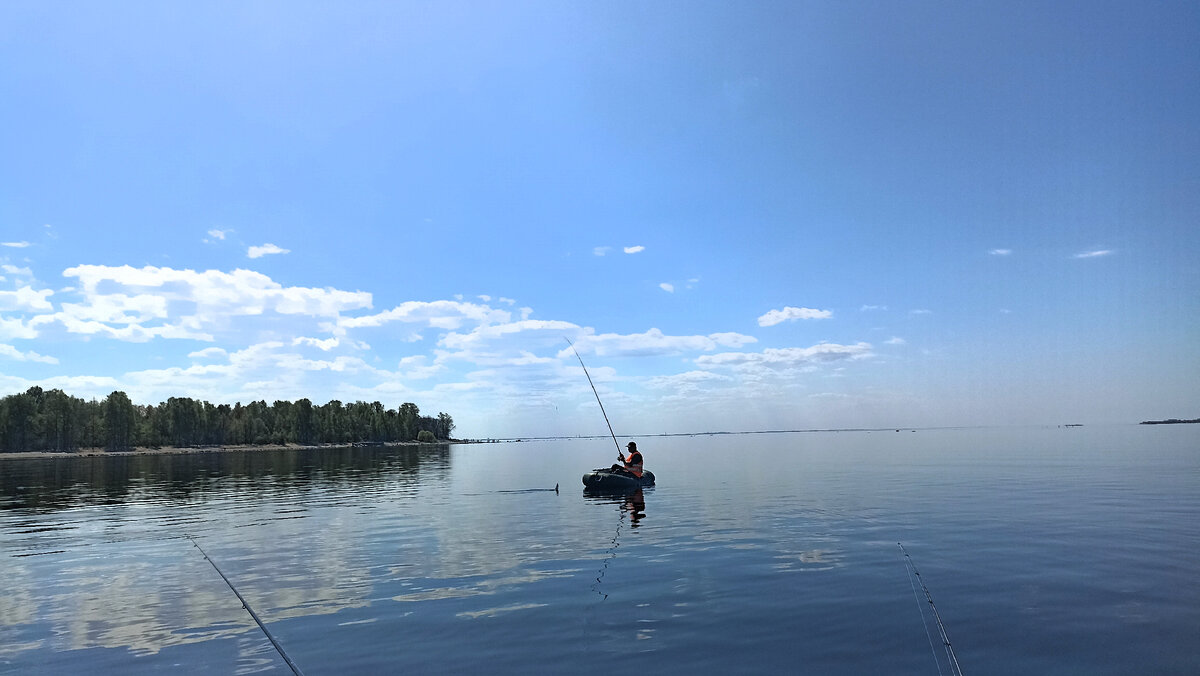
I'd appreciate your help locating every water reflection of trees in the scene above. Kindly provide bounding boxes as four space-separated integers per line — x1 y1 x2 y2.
0 445 456 666
0 445 453 512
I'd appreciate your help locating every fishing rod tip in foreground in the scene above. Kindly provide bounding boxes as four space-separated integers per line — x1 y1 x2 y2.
189 535 307 676
898 542 965 676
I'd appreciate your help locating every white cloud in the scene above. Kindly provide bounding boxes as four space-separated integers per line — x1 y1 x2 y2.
645 370 734 390
707 332 758 348
568 328 757 358
0 286 53 312
247 243 290 258
2 264 33 276
94 340 404 405
507 350 558 366
48 314 213 343
2 241 31 248
0 343 58 364
339 300 510 332
1073 249 1113 259
188 347 228 360
696 342 872 369
58 293 167 324
593 246 611 256
439 319 581 351
0 316 39 340
397 355 444 380
293 336 341 351
624 245 645 254
206 229 231 241
65 265 371 317
3 254 915 438
279 354 371 374
758 306 833 327
46 265 373 344
910 309 933 315
989 248 1012 256
861 305 887 311
660 283 675 293
885 336 906 345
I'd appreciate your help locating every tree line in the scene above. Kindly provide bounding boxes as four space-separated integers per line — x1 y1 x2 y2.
0 386 456 453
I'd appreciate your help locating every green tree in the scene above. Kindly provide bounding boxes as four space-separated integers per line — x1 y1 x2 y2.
271 400 295 444
0 389 457 452
398 402 420 441
245 400 271 444
230 403 247 445
104 391 137 451
83 398 102 449
436 412 455 440
321 400 346 443
42 389 78 451
164 397 201 446
1 391 36 451
295 398 314 444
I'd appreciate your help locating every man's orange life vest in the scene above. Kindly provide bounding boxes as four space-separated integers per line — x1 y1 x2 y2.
623 451 644 478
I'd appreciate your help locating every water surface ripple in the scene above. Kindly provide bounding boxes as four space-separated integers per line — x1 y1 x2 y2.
1 426 1197 674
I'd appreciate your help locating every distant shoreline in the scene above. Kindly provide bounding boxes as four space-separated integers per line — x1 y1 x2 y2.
8 422 1189 459
0 440 465 461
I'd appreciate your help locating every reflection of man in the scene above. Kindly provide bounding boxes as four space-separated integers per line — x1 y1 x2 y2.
623 488 646 526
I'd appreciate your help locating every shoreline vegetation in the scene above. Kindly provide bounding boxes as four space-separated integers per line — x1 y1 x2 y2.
1139 418 1200 425
1 386 455 456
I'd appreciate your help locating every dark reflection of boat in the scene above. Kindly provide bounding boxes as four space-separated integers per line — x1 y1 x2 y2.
581 467 656 492
583 487 648 528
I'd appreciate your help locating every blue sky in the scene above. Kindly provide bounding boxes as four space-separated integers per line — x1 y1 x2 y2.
2 1 1197 439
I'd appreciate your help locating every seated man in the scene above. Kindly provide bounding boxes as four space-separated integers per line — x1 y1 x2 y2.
611 441 643 478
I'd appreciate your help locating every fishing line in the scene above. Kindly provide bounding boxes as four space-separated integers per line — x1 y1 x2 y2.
565 338 623 458
902 548 944 676
590 503 626 600
566 339 629 606
898 542 964 676
188 535 306 676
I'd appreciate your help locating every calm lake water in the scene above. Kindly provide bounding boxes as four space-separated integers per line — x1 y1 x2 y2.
1 426 1197 675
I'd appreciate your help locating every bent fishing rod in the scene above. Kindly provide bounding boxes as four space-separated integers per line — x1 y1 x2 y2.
565 338 624 460
188 535 306 676
899 542 964 676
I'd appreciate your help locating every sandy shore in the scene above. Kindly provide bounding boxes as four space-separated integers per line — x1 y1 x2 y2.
0 440 462 460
